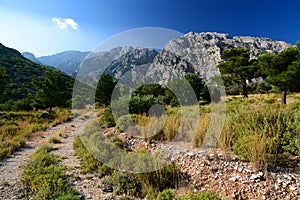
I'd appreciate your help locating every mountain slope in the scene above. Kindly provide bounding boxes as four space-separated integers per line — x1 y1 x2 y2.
21 52 42 64
38 51 89 76
103 47 159 80
0 43 74 103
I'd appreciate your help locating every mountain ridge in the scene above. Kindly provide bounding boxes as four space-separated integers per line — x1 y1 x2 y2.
21 32 291 85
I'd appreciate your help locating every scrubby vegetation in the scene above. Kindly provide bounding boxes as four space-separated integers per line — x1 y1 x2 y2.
73 122 189 199
99 93 300 171
219 93 300 170
21 145 80 199
0 108 72 160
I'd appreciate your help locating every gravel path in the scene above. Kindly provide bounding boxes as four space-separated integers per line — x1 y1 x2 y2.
0 118 94 200
52 118 105 199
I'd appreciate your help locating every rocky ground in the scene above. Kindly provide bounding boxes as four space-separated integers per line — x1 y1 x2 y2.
120 131 300 200
0 121 300 200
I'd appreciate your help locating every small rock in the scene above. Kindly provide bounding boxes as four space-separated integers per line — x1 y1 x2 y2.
187 152 195 157
289 186 297 191
275 184 280 190
102 185 113 193
207 154 215 161
229 176 238 182
250 172 265 181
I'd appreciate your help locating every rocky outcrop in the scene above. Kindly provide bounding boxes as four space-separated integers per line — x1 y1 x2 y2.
160 32 291 82
143 50 195 85
103 47 158 79
77 46 134 81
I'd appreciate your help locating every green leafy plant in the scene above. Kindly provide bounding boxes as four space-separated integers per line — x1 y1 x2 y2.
21 145 79 199
156 189 175 200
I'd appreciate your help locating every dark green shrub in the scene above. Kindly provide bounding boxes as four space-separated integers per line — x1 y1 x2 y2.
156 189 175 200
129 95 160 114
103 171 141 196
11 98 33 111
102 107 116 127
111 136 126 150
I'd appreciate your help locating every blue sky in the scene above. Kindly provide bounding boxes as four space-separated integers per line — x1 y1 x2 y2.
0 0 300 56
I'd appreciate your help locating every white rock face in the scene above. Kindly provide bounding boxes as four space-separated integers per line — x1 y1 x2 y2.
160 32 291 82
77 46 135 79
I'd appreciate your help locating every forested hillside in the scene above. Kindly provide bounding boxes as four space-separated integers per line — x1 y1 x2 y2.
0 43 74 110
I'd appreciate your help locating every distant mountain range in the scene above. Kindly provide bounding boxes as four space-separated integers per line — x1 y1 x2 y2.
1 31 291 103
22 32 291 83
22 51 89 76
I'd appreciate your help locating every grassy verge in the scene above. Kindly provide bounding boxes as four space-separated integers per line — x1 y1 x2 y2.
0 108 72 161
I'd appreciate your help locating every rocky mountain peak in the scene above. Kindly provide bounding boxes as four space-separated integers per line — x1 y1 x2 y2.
162 32 291 82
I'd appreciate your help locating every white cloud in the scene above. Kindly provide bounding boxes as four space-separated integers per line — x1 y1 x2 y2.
52 18 78 30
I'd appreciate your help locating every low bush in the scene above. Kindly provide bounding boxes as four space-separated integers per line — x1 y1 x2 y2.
48 136 62 144
102 171 141 197
156 189 175 200
99 107 116 128
116 114 137 132
21 146 80 199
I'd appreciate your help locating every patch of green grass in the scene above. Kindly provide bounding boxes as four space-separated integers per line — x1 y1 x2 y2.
0 108 72 161
178 190 221 200
48 136 62 144
21 145 80 199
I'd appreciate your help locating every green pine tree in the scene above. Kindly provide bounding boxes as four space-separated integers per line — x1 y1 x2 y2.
217 48 258 98
0 66 11 100
258 43 300 104
95 73 116 106
33 69 71 112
